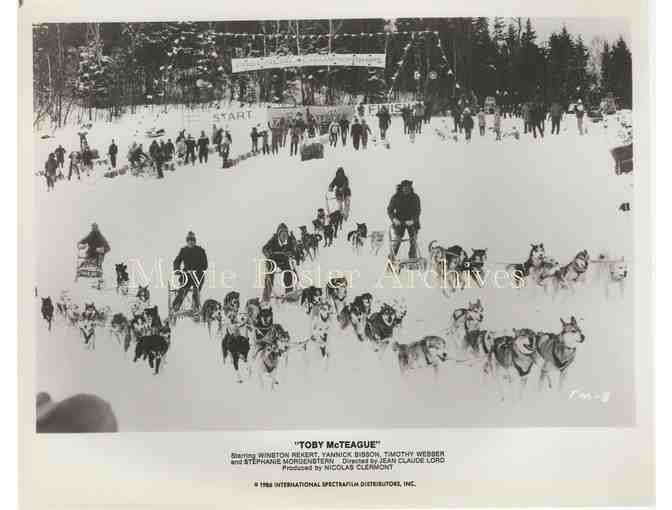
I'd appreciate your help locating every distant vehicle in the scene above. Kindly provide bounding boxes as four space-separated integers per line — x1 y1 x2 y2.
484 96 496 113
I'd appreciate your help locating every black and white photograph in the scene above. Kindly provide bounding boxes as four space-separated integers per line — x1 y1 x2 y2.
27 16 638 434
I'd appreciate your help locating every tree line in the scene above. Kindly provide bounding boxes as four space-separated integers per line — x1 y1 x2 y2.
32 18 632 127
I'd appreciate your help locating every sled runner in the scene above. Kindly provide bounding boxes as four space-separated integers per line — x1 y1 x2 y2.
74 246 104 290
386 225 428 273
324 191 339 215
167 280 200 326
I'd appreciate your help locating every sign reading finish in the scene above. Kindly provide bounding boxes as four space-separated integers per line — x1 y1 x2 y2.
231 53 386 73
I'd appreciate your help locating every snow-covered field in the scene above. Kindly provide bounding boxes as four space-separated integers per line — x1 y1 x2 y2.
32 108 635 430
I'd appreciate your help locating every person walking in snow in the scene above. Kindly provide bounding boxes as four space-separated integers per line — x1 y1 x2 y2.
338 115 350 147
361 119 372 149
197 131 209 164
221 129 232 168
44 153 57 191
477 108 487 136
462 107 474 143
376 106 391 140
328 120 340 147
350 118 363 150
185 135 196 166
575 99 586 136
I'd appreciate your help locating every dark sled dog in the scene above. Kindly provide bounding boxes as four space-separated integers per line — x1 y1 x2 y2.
346 223 368 254
41 297 54 332
115 263 130 295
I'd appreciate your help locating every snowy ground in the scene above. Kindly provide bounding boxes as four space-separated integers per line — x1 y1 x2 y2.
33 109 635 430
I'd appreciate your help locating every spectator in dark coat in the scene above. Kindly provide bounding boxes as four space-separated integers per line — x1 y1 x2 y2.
338 116 350 146
197 131 209 163
44 153 58 191
68 151 80 181
164 139 175 161
172 231 208 313
262 223 297 302
54 145 66 169
185 135 196 165
549 101 563 135
108 140 118 169
376 106 391 140
350 118 363 150
387 180 421 260
221 129 232 168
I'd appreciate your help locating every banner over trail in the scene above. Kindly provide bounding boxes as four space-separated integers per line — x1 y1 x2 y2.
231 53 386 73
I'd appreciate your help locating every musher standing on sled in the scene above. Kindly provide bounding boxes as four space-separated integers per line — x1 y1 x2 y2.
172 231 208 317
262 223 297 303
387 180 421 261
328 167 352 221
78 223 111 269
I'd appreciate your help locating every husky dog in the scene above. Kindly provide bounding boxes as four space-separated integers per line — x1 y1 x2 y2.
79 303 100 349
461 249 488 288
369 230 385 255
312 208 327 234
393 336 450 377
329 210 344 239
322 223 335 247
143 306 162 334
490 328 538 401
390 297 408 330
245 298 262 328
506 243 546 288
536 317 585 391
115 263 130 295
338 292 373 340
134 320 171 375
221 312 252 383
201 299 223 337
222 291 241 320
346 223 368 254
463 329 495 371
110 312 133 352
41 297 54 332
325 276 348 317
300 286 323 314
450 300 484 335
545 250 590 294
55 290 72 318
304 299 334 371
428 242 468 293
299 225 321 260
605 256 628 299
252 305 290 390
364 303 397 352
136 285 150 305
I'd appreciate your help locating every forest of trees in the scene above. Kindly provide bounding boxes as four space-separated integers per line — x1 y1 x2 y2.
32 18 633 127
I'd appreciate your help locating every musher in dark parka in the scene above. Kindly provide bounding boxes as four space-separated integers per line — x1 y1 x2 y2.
172 231 208 314
387 180 421 260
262 223 297 302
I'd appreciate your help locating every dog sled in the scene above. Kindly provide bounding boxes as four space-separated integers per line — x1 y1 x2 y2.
300 140 324 162
610 143 633 175
167 280 200 326
386 225 428 273
75 246 105 289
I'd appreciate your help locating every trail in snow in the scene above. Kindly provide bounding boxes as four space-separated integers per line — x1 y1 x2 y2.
32 110 634 430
